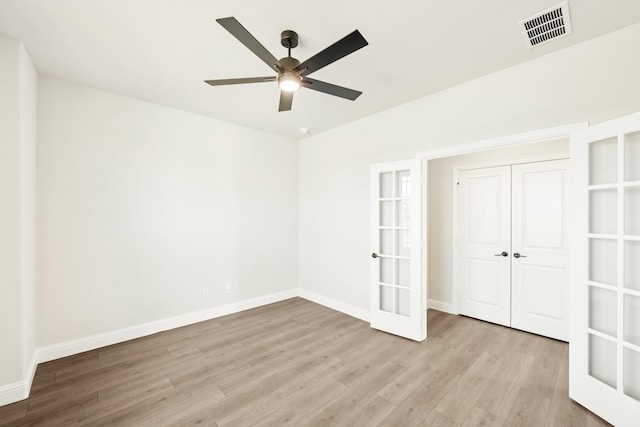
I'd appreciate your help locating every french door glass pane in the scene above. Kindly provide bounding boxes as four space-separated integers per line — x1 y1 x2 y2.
625 131 640 182
624 348 640 401
395 170 411 198
380 285 393 312
589 239 618 285
589 137 618 185
589 189 617 234
396 288 410 316
589 286 618 337
380 229 393 255
625 241 640 291
380 172 393 198
380 257 393 284
624 294 640 346
589 334 617 388
396 230 410 257
380 201 393 227
396 200 410 227
625 188 640 235
396 259 410 287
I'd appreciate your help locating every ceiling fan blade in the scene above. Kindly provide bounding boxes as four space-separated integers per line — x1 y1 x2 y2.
278 91 293 112
293 30 368 77
216 17 282 73
205 76 276 86
301 78 362 101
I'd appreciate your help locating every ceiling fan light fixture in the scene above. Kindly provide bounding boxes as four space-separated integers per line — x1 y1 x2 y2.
207 17 368 111
278 72 301 92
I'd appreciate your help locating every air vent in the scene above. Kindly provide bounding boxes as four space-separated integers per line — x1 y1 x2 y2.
519 2 572 47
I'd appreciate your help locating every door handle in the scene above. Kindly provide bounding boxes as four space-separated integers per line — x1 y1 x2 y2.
513 252 527 258
371 252 379 259
494 251 508 257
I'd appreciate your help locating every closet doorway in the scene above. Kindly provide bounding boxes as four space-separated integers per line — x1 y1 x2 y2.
455 159 569 341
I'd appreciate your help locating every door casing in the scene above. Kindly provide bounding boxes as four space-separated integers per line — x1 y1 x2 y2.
417 122 586 317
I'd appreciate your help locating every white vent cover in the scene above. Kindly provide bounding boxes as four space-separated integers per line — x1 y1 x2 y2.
519 1 572 47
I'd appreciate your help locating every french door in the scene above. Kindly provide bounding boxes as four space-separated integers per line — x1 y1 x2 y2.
370 159 425 341
569 112 640 425
457 160 569 341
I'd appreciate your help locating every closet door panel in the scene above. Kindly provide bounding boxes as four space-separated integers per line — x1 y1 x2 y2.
457 166 512 326
511 159 570 341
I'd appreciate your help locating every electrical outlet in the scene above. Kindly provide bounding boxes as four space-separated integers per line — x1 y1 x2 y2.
202 288 209 298
225 283 232 294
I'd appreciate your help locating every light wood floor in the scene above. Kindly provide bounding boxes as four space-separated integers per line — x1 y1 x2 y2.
0 298 608 426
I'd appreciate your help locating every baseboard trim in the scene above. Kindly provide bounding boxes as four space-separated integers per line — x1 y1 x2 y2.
428 299 457 315
37 288 298 364
0 380 27 407
0 351 38 407
24 351 38 397
297 289 370 322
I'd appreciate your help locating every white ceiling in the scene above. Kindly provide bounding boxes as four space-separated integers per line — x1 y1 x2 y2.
1 0 640 140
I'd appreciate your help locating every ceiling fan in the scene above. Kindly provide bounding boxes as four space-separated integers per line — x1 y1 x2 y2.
204 17 369 112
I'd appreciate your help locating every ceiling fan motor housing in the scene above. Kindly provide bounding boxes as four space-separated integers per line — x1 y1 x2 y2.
279 56 300 71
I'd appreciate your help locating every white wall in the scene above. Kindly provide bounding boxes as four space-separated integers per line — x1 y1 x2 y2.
0 33 23 387
427 138 569 306
298 23 640 313
19 38 37 385
37 77 298 347
0 34 36 393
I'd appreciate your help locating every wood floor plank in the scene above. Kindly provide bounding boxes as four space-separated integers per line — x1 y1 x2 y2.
335 395 397 427
434 352 502 423
0 299 611 426
216 358 345 426
521 337 566 399
299 361 406 425
428 323 496 375
474 350 534 419
0 400 28 426
165 368 297 427
25 390 98 418
92 381 224 426
245 375 348 426
378 367 460 426
503 388 552 426
420 410 461 427
20 393 99 426
377 338 449 405
461 407 505 427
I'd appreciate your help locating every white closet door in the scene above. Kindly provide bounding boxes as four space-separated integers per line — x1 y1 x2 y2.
458 166 512 326
570 112 640 426
511 160 569 341
370 159 425 341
